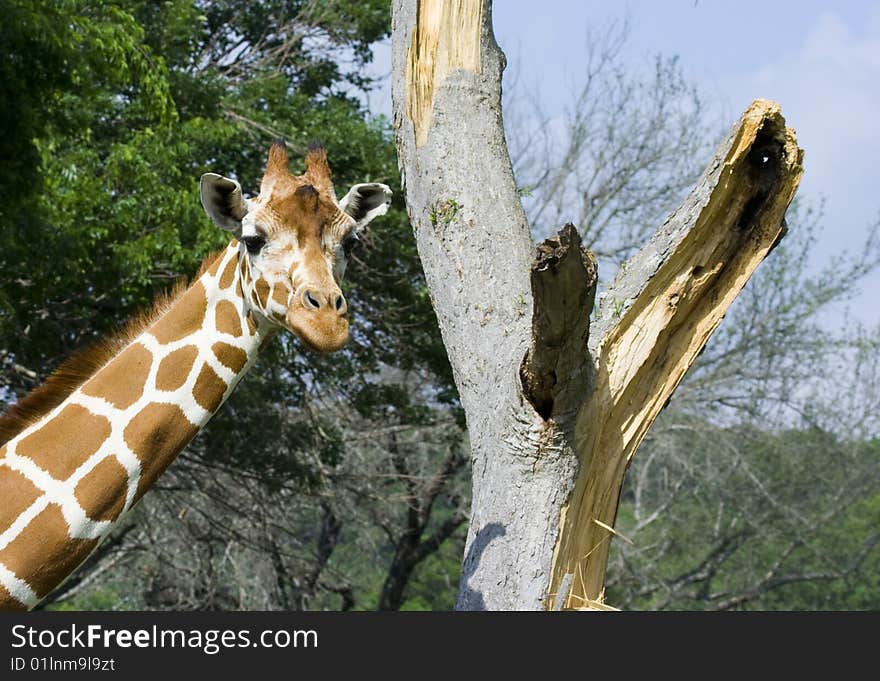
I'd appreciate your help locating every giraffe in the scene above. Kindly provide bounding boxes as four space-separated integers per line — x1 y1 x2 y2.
0 141 392 610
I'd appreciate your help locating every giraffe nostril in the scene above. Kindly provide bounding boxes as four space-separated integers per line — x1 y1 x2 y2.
335 295 345 312
303 290 321 310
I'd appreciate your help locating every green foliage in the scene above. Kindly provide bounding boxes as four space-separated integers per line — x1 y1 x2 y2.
429 198 461 228
609 422 880 610
1 0 182 363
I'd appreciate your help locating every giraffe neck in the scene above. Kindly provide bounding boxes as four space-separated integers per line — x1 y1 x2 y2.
0 242 272 610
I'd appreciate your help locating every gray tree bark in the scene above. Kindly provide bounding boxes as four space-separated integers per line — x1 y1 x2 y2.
391 0 803 610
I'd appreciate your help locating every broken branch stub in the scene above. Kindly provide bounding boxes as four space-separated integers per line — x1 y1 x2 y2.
521 224 597 421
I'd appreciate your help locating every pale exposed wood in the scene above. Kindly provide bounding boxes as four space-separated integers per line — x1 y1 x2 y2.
405 0 483 147
548 99 804 608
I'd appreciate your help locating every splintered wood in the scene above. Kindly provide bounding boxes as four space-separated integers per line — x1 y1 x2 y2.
548 99 804 609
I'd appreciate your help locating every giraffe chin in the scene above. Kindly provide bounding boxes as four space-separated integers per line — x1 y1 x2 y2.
287 316 350 353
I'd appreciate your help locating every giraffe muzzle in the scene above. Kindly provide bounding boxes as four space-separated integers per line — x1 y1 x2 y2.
286 283 350 352
300 287 347 315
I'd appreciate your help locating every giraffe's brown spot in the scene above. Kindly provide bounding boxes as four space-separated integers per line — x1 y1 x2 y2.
271 284 290 307
81 343 152 409
246 311 258 334
212 342 248 373
151 281 207 344
251 290 261 308
219 253 238 289
235 276 244 298
215 300 242 337
255 277 270 309
271 309 287 324
0 463 42 533
74 456 129 522
241 256 251 284
193 363 227 412
0 503 98 599
155 345 198 392
0 583 28 611
17 405 111 481
124 403 199 500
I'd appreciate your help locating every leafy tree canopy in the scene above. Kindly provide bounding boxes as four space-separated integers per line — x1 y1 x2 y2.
0 0 454 442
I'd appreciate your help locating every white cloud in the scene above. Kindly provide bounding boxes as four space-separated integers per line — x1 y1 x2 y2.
745 9 880 325
749 10 880 199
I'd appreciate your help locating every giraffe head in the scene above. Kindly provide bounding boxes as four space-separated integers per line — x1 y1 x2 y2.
199 141 391 352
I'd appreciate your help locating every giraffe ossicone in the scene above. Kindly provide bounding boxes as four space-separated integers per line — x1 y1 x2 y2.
0 142 391 610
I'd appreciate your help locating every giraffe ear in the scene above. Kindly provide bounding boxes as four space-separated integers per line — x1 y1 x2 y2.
200 173 248 234
338 183 392 229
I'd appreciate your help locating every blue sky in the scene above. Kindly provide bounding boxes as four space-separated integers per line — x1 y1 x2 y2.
367 2 880 327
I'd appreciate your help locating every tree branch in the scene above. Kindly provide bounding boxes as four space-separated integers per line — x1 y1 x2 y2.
550 99 804 608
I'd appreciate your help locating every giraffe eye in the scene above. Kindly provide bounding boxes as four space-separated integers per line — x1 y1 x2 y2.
342 232 360 257
241 235 266 254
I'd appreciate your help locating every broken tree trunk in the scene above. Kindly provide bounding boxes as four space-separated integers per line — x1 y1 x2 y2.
391 0 804 610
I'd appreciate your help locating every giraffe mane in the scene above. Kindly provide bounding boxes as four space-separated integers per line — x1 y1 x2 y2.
0 252 224 446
